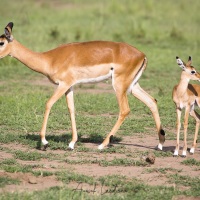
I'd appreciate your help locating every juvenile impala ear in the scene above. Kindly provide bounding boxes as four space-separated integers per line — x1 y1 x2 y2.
4 22 14 42
187 56 192 66
176 56 186 70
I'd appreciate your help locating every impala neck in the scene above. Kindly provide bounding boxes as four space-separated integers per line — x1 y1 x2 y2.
10 40 49 76
176 72 190 96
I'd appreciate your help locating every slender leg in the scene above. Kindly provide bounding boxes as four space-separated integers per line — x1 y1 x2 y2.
98 91 130 149
40 84 68 149
65 87 78 150
131 83 165 150
174 108 182 156
189 109 200 154
182 106 190 157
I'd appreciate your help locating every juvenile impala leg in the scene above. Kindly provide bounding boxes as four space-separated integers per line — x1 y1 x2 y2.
189 109 200 154
174 108 182 156
131 83 165 150
98 91 130 150
182 107 190 157
65 88 78 150
40 84 68 149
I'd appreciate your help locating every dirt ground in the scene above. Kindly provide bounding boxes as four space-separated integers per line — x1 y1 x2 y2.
0 135 200 195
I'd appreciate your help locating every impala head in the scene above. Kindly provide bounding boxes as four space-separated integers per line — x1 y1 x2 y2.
176 56 200 81
0 22 14 59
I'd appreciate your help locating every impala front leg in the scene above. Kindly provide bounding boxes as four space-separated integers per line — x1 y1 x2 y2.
174 108 182 156
182 106 190 157
40 84 68 150
65 88 78 150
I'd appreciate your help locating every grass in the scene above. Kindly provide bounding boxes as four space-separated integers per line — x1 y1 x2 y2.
99 158 148 167
181 158 200 166
145 167 180 174
168 174 200 196
0 177 20 188
13 150 44 161
0 0 200 199
0 187 91 200
56 171 95 185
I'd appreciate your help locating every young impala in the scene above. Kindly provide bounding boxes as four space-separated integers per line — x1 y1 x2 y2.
173 56 200 157
0 22 165 150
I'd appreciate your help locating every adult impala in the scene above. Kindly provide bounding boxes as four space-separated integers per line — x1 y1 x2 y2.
0 22 165 150
173 56 200 157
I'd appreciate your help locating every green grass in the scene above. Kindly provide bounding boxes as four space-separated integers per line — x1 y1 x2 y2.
145 167 182 174
14 150 44 161
0 177 20 188
56 171 95 185
0 158 39 174
0 0 200 199
0 187 91 200
99 158 148 167
181 158 200 166
168 174 200 197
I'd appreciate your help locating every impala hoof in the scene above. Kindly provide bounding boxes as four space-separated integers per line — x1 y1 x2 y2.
182 150 187 157
98 144 104 150
42 138 48 145
173 150 179 157
42 143 48 151
190 147 195 154
156 143 163 151
68 141 75 150
41 139 48 151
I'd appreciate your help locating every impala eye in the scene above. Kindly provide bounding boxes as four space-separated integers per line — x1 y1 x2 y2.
0 42 4 46
191 70 196 74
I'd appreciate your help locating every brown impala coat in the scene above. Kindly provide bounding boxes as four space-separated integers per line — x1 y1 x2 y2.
0 22 165 150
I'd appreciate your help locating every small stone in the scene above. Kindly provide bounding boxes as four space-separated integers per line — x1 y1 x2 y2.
28 177 37 184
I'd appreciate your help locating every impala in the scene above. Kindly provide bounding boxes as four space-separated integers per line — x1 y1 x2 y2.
173 56 200 157
0 22 165 150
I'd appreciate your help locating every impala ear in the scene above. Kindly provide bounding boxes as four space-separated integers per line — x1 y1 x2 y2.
176 56 186 70
4 22 14 42
187 56 192 66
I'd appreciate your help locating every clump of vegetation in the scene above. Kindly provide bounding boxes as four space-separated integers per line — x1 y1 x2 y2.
0 176 20 188
181 158 200 166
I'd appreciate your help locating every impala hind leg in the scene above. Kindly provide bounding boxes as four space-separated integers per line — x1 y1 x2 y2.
131 83 165 150
98 92 130 150
189 109 200 154
40 84 68 150
65 88 78 150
